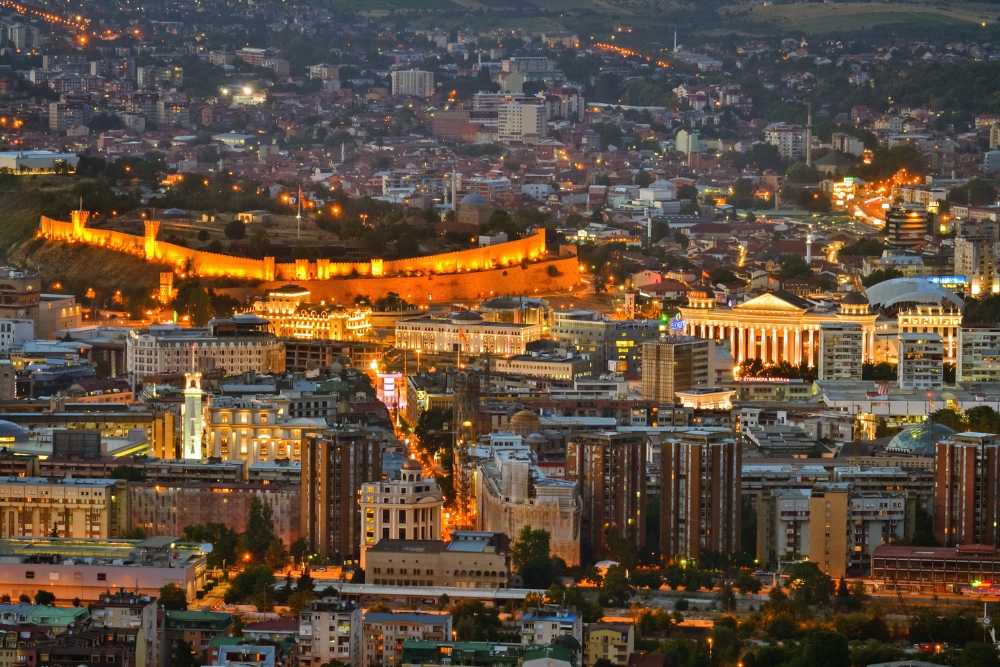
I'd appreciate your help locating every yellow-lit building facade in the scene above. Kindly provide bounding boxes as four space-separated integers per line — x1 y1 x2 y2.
678 289 879 367
205 396 329 463
897 305 961 365
584 623 635 667
254 285 372 340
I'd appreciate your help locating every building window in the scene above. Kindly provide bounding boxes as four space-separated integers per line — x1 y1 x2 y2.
25 571 34 579
398 510 407 523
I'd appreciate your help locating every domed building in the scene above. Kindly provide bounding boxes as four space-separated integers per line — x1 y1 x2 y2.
885 421 956 456
840 291 870 316
450 310 485 323
687 285 716 309
0 420 29 445
677 288 879 367
359 458 444 569
457 192 493 226
508 409 542 437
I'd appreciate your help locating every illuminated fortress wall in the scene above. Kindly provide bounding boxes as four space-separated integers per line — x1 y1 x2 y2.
39 213 577 299
260 254 582 304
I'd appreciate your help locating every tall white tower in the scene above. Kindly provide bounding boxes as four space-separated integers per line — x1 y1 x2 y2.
182 347 203 460
805 229 813 265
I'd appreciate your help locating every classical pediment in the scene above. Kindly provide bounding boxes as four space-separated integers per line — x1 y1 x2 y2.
733 291 809 313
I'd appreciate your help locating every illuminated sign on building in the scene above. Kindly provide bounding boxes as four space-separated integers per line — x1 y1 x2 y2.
669 313 685 332
925 275 968 287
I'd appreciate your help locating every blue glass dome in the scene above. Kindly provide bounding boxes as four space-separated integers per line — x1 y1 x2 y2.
886 422 956 455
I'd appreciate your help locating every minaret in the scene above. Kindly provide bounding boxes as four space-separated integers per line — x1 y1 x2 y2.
182 345 203 460
806 103 813 167
805 228 813 265
673 30 678 54
451 158 458 209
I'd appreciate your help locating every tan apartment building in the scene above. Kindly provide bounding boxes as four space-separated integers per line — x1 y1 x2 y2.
0 477 127 539
808 482 850 579
583 623 634 667
366 531 510 588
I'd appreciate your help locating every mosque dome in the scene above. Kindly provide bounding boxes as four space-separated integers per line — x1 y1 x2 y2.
509 410 542 434
460 193 489 206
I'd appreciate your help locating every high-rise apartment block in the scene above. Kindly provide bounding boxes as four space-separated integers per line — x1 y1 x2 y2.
660 430 741 559
390 70 435 97
640 337 711 403
497 103 547 143
958 325 1000 382
566 432 646 559
898 305 961 365
936 432 1000 547
818 322 863 381
897 332 943 389
301 430 383 564
807 482 850 580
763 122 806 161
954 220 1000 296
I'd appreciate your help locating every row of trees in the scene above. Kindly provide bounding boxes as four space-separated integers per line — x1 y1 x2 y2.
183 497 300 574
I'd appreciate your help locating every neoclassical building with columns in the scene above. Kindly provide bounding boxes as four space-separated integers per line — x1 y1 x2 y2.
677 287 879 366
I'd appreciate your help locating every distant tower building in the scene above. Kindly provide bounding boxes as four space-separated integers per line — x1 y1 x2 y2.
182 354 203 460
0 359 13 400
453 370 480 433
885 204 929 249
452 370 480 523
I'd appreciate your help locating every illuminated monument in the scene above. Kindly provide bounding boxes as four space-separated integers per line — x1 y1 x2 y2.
182 347 203 460
38 210 580 303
